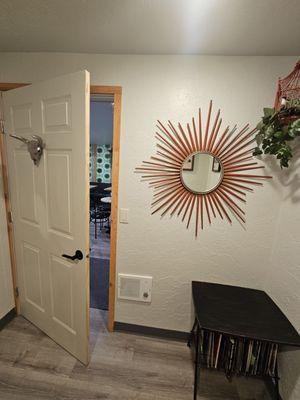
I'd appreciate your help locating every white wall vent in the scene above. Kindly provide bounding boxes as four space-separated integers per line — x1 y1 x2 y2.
118 274 152 303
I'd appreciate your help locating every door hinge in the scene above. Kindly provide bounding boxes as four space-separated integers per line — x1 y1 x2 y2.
0 91 4 134
7 210 13 224
15 287 19 298
0 119 4 134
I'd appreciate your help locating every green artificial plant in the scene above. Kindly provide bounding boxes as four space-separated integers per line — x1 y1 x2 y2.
253 99 300 168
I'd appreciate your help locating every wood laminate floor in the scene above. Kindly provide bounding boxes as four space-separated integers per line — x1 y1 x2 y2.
0 309 273 400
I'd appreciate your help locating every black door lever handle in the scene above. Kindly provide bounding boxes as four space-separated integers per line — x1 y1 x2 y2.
62 250 83 261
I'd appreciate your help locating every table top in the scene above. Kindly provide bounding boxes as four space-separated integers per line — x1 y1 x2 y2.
101 196 111 204
192 281 300 347
104 186 112 191
90 184 97 189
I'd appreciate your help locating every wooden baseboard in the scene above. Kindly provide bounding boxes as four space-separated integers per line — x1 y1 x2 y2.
0 308 16 331
114 321 189 341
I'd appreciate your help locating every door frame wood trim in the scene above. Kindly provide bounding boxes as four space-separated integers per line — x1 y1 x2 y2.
91 85 122 332
0 93 19 313
0 83 122 332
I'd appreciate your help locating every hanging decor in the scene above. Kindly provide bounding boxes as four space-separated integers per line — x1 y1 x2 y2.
254 61 300 168
135 101 272 237
274 60 300 110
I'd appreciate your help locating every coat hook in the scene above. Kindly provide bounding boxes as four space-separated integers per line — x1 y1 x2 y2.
10 134 45 166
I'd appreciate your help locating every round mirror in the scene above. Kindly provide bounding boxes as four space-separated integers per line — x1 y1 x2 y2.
181 152 223 194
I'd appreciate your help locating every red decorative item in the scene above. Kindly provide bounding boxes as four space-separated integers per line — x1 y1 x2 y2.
274 61 300 110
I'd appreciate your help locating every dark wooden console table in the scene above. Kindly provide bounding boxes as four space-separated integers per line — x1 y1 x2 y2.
188 281 300 400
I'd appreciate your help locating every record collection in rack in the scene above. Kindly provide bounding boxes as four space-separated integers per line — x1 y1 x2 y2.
199 330 278 379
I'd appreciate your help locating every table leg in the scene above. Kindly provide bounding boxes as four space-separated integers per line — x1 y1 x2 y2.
187 318 197 348
193 322 200 400
274 360 280 400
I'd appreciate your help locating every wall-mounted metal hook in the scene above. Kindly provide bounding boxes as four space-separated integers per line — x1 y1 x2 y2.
10 134 45 166
10 134 29 144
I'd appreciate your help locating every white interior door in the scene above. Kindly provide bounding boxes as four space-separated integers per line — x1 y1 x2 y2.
3 71 90 364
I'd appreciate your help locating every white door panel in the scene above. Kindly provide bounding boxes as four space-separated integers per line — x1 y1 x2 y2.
4 71 90 363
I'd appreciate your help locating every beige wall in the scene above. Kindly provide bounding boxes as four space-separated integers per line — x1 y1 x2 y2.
0 150 14 319
266 153 300 400
0 53 299 398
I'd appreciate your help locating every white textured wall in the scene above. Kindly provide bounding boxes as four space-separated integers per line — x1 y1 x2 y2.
0 53 299 397
0 150 14 319
265 149 300 400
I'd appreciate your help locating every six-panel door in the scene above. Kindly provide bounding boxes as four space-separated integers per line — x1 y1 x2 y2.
4 71 90 364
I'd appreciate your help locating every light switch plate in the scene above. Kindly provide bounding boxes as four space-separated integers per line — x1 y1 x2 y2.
119 208 129 223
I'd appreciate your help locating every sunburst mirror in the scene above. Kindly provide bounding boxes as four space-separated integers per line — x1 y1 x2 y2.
135 101 272 237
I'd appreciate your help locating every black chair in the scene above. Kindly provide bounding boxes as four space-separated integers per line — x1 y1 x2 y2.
90 182 111 238
90 197 111 239
89 188 98 222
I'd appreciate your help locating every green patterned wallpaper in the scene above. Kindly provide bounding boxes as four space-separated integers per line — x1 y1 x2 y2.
89 144 112 183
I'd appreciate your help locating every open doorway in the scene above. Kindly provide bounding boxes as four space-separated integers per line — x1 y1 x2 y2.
0 81 122 362
88 86 121 339
89 94 113 329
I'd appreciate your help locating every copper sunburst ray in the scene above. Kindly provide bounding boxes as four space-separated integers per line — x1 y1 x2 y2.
135 101 272 237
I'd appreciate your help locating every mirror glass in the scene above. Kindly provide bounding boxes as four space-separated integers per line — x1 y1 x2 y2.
181 152 223 194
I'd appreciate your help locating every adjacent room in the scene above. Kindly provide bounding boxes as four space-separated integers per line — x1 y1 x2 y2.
0 1 299 400
89 95 113 316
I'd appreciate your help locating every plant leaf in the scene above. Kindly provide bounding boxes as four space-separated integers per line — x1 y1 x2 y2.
263 108 275 118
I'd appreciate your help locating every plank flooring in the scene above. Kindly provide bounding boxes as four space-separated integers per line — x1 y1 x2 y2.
0 309 272 399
